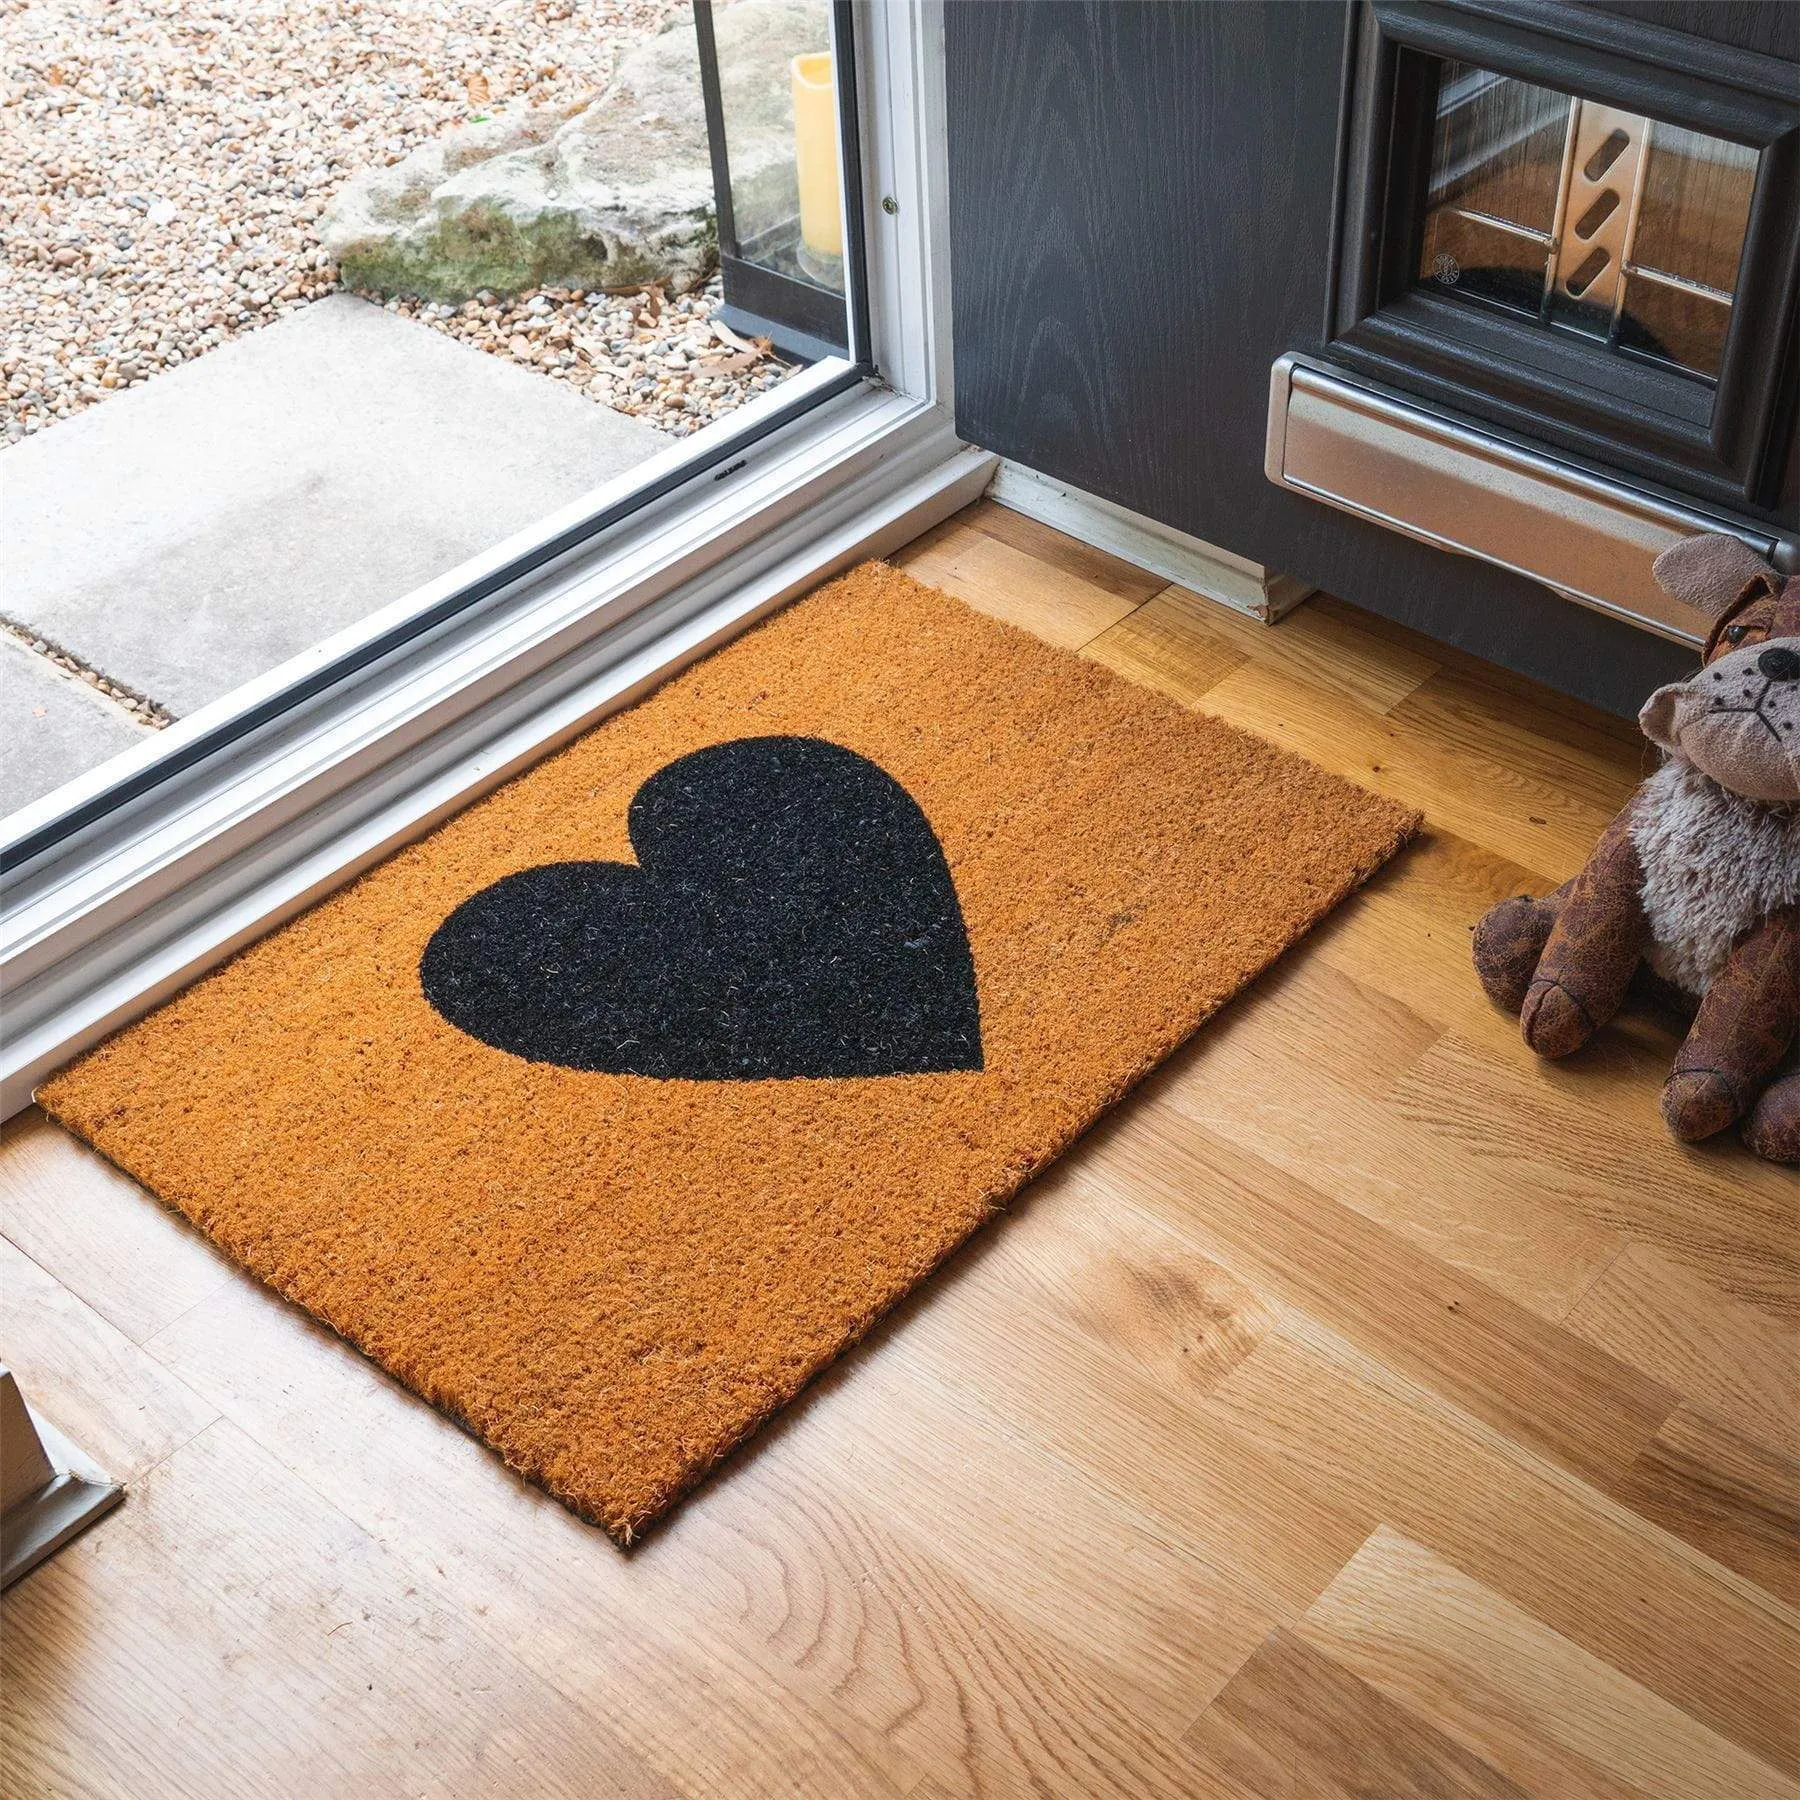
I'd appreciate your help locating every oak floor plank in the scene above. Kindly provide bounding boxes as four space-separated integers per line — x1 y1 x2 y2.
940 1156 1285 1408
1206 1326 1800 1777
6 499 1795 1799
1305 827 1569 1039
1117 581 1443 715
1084 581 1626 876
1393 665 1652 814
143 1244 1280 1799
1140 950 1621 1316
1195 656 1630 877
1562 1244 1800 1459
650 1452 1231 1800
888 1234 1378 1617
1084 1112 1678 1491
1080 589 1248 706
1306 595 1648 756
675 1459 1238 1800
0 1420 677 1800
0 1235 216 1483
140 1279 924 1800
0 1109 235 1345
1610 1405 1800 1607
893 517 1143 648
710 1346 1285 1745
1186 1626 1533 1800
954 496 1171 605
1294 1527 1799 1800
1389 1032 1800 1321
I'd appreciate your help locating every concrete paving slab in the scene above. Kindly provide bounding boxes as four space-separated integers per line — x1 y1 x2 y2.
1 634 154 817
0 295 668 719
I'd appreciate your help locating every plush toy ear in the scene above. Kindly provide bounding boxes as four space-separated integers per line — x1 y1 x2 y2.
1651 533 1777 621
1638 682 1684 751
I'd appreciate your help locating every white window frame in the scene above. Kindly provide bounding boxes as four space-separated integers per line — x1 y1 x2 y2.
0 1 991 1117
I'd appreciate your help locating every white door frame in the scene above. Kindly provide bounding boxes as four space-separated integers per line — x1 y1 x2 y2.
0 1 988 1116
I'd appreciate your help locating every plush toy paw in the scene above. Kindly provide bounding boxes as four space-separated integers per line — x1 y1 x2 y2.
1660 1068 1742 1143
1519 976 1598 1058
1473 894 1557 1014
1743 1071 1800 1164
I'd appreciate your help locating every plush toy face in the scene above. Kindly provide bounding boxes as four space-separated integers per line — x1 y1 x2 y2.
1640 605 1800 801
1640 538 1800 805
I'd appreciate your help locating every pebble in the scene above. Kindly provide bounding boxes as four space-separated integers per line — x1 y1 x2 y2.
2 0 793 447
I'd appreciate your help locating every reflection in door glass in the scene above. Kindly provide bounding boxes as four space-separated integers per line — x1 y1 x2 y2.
1415 60 1757 386
1417 62 1567 319
2 0 849 824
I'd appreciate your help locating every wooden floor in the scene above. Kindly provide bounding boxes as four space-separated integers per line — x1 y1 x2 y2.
3 500 1796 1799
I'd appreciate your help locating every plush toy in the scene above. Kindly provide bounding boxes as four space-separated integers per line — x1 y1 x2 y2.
1473 533 1800 1164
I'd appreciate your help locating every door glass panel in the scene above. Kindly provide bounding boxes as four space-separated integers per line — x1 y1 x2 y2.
1617 126 1756 376
1422 64 1568 237
3 0 856 829
1615 271 1735 376
1415 60 1759 384
1630 126 1758 292
1418 65 1565 317
1420 206 1551 315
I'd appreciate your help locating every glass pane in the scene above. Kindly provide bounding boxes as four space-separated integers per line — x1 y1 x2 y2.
2 0 855 825
716 3 835 259
1413 59 1760 387
1420 208 1551 317
1617 271 1734 377
1629 125 1757 295
1421 63 1569 236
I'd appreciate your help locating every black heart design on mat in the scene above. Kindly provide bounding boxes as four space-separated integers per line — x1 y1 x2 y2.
420 736 983 1079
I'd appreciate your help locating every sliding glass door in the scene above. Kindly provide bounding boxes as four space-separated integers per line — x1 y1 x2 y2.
3 0 869 851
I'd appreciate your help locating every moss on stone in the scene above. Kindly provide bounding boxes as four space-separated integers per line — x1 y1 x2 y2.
338 204 717 302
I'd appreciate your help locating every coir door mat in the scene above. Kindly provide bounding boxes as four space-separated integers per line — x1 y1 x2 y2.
41 562 1417 1542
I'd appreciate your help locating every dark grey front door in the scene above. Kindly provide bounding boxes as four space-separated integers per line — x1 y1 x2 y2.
943 1 1800 715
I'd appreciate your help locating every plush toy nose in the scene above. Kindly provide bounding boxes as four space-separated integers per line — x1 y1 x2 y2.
1757 646 1800 682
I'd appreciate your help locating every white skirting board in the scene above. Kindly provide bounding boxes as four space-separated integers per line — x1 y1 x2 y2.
989 461 1314 623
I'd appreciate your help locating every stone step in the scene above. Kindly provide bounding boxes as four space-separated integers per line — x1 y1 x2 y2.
1 293 668 819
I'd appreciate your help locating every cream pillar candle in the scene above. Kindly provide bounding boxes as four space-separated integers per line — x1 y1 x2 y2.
792 51 842 261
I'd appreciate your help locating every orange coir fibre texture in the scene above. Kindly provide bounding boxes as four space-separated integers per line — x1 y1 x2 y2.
41 562 1418 1542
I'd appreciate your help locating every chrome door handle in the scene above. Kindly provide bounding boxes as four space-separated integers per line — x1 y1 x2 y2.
1265 353 1791 646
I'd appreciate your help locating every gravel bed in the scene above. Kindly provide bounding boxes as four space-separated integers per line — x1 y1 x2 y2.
2 0 789 446
380 276 796 434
